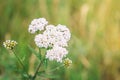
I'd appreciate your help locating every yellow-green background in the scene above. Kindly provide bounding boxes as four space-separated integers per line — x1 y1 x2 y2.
0 0 120 80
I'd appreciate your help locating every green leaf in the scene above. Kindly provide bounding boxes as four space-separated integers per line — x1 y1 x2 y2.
28 45 41 60
44 59 48 68
22 73 29 78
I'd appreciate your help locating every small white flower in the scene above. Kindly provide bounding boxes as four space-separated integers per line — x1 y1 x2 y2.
46 45 68 62
43 24 70 47
34 34 49 48
28 18 48 34
56 24 71 42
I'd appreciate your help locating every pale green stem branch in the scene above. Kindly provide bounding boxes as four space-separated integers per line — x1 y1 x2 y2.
12 49 30 79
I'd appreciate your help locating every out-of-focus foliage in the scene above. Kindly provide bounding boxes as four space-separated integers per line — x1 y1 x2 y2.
0 0 120 80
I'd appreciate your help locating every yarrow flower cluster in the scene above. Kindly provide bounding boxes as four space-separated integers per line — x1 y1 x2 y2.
3 40 17 50
29 18 71 63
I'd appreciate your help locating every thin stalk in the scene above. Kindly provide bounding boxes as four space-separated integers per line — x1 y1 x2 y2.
31 59 44 80
31 48 44 80
46 65 64 73
39 48 41 60
12 50 30 79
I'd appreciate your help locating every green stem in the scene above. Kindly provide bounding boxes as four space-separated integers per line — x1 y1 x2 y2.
31 59 44 80
39 48 41 60
31 48 44 80
46 65 64 73
12 50 30 79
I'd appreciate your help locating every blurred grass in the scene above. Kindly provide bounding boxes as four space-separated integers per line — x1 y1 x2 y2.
0 0 120 80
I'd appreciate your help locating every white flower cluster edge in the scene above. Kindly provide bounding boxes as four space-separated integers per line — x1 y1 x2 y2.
28 18 71 62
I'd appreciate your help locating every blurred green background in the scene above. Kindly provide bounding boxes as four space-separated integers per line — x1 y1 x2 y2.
0 0 120 80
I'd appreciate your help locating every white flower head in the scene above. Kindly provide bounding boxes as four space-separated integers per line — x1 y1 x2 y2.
46 45 68 62
56 24 71 42
34 34 49 48
28 18 48 34
43 24 70 47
